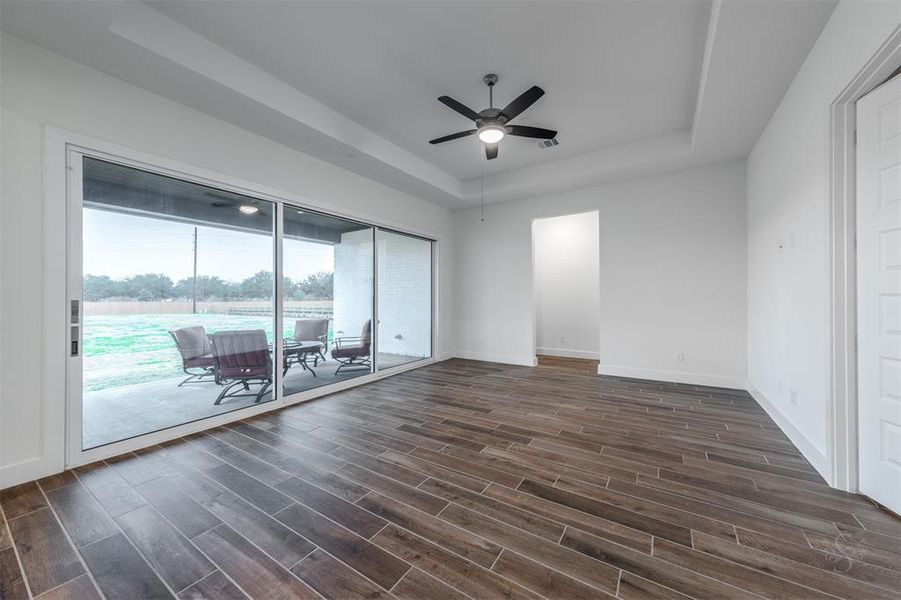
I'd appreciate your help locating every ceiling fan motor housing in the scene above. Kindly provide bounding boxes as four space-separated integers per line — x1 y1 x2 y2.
477 108 507 129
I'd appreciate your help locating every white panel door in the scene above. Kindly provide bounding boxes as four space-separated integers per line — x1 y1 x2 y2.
858 75 901 514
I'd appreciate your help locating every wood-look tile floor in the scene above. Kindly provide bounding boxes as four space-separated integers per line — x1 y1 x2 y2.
2 359 900 599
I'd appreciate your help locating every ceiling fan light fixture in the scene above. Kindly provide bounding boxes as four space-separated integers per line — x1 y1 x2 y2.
477 125 505 144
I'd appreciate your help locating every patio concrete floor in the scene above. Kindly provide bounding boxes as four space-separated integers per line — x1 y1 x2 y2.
82 353 423 449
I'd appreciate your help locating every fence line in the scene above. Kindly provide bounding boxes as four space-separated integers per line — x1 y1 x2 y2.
84 300 334 316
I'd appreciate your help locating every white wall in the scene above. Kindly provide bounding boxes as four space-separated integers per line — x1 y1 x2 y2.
746 0 901 478
533 212 600 359
455 161 748 388
0 34 455 487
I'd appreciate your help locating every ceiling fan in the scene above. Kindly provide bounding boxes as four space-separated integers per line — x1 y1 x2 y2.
429 73 557 160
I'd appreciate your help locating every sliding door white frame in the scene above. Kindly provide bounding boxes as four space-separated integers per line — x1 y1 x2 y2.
64 152 85 468
47 127 440 469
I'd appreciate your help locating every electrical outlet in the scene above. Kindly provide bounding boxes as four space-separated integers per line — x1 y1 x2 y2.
559 335 567 344
778 381 783 394
790 389 798 406
777 238 785 253
675 352 684 362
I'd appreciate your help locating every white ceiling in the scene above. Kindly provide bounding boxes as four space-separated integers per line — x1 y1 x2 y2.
148 0 710 181
1 0 837 208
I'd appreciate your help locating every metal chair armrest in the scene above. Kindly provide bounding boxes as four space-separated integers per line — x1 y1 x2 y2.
333 336 364 348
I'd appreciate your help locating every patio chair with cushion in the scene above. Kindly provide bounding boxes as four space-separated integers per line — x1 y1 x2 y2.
168 326 215 386
331 319 372 375
289 318 329 365
208 329 273 405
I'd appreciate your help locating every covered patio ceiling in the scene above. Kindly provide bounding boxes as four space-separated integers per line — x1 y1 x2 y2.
83 156 370 244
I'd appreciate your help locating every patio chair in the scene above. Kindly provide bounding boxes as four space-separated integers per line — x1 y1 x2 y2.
208 329 273 405
331 319 372 375
168 326 215 386
289 318 329 365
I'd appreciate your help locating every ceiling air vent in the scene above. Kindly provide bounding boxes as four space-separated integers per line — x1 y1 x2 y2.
538 138 559 149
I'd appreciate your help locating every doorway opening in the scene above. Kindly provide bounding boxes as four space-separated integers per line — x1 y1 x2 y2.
531 211 600 373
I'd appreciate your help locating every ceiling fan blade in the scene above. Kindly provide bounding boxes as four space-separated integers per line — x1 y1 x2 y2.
438 95 481 121
429 130 477 144
485 143 498 160
501 86 545 121
506 125 557 139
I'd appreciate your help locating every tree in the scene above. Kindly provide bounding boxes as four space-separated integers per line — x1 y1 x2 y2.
239 271 274 300
123 273 173 300
174 276 231 301
81 270 333 302
83 274 122 301
282 276 298 300
295 271 333 300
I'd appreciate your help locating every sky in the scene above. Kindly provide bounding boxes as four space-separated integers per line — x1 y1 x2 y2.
83 208 334 283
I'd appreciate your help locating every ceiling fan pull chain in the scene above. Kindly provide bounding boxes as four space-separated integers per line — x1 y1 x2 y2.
480 163 485 223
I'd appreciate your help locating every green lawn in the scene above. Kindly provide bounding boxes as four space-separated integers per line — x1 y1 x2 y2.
83 313 326 391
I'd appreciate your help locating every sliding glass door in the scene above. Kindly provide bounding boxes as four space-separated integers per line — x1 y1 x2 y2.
376 229 433 368
281 208 373 396
73 157 277 450
67 149 434 461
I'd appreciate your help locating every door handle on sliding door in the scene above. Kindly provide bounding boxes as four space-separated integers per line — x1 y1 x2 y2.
70 300 80 356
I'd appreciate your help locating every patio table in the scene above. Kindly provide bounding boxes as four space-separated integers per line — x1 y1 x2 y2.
281 340 323 377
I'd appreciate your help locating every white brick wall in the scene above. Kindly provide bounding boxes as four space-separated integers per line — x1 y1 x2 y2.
333 229 431 358
333 229 374 340
376 231 432 358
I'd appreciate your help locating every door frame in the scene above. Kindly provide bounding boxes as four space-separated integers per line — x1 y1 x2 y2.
45 126 441 469
828 25 901 492
529 210 602 365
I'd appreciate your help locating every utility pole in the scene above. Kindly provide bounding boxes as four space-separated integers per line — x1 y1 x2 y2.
192 227 198 314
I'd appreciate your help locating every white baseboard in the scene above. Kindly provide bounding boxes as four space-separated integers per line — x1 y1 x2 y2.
597 364 746 390
745 380 830 481
439 350 457 361
455 351 537 367
536 347 600 360
0 456 52 490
